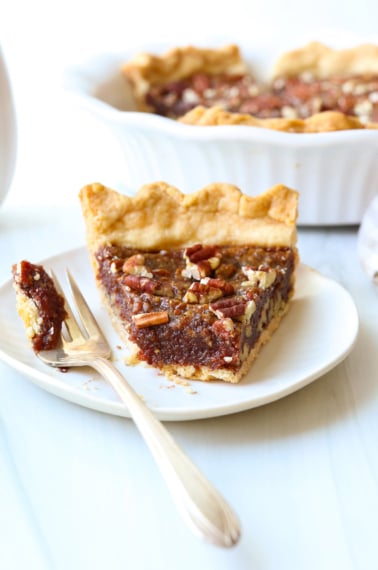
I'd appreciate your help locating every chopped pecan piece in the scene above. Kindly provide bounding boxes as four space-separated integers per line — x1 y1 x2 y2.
210 297 246 319
210 297 256 320
123 274 160 294
122 254 153 278
182 244 222 280
132 311 169 328
109 258 125 274
204 278 234 296
241 266 277 289
212 317 235 335
152 268 171 278
123 274 173 297
186 244 219 263
183 277 234 304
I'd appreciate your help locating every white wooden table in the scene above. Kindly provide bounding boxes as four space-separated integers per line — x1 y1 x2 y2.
1 195 378 570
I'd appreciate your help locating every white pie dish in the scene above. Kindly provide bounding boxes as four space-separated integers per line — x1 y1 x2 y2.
0 45 17 207
62 31 378 226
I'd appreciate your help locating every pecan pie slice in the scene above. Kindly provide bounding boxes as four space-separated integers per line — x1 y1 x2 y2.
12 260 67 351
122 42 378 130
79 182 299 383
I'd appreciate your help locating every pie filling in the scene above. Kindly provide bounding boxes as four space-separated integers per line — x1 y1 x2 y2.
145 72 378 123
95 243 296 381
12 260 67 352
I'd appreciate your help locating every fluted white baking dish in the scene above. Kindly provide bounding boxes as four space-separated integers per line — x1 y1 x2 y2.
62 31 378 225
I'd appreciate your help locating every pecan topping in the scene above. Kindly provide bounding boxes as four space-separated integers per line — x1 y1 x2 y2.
183 277 234 304
122 254 153 278
212 317 235 335
123 274 160 294
109 258 124 274
132 311 169 329
204 278 234 296
123 274 174 298
145 65 378 123
182 244 222 280
210 297 256 320
241 266 277 289
152 268 170 278
186 244 218 263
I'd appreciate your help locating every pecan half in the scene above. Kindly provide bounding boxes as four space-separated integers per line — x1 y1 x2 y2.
186 244 219 263
123 274 160 294
123 274 173 298
210 297 256 320
183 281 221 304
132 311 169 329
204 278 234 296
122 254 153 278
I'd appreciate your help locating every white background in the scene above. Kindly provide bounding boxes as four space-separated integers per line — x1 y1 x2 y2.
2 0 378 208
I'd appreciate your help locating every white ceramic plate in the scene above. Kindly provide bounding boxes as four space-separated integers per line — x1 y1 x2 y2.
0 248 358 421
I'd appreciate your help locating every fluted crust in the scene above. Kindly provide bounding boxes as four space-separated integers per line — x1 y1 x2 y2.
79 181 299 253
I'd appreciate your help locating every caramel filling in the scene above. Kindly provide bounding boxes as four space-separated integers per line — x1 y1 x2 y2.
95 244 296 373
145 72 378 123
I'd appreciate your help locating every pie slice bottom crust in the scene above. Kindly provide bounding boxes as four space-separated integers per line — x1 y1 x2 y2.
79 181 299 383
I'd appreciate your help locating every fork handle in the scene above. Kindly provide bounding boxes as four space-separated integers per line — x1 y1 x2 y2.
92 357 241 548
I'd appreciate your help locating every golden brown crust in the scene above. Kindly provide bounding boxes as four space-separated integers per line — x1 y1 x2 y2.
178 105 378 132
272 41 378 78
122 44 247 112
79 181 299 256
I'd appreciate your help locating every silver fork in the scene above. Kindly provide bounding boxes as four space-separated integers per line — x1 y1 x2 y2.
38 269 241 548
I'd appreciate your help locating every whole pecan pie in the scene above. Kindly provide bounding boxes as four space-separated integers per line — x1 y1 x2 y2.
79 182 299 383
122 42 378 132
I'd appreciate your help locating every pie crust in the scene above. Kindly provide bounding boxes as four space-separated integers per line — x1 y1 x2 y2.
79 181 298 252
272 41 378 78
122 41 378 131
79 182 299 383
178 106 377 132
